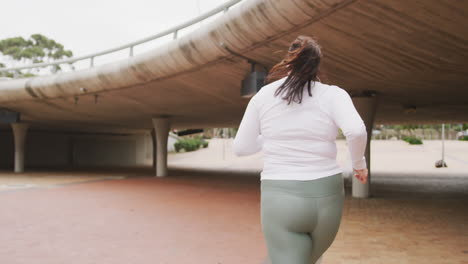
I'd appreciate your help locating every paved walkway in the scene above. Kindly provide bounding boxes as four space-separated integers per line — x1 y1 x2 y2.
0 169 129 192
0 139 467 263
169 139 468 177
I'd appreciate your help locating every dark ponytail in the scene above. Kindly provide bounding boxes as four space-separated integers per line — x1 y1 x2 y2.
266 35 322 105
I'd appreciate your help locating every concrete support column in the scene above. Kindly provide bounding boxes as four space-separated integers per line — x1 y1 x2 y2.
152 116 170 177
150 129 156 170
351 92 378 198
11 123 29 173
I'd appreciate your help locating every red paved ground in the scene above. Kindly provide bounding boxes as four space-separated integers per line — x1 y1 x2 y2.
0 169 266 264
1 168 467 264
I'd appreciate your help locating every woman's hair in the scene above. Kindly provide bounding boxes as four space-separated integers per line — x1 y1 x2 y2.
266 35 322 105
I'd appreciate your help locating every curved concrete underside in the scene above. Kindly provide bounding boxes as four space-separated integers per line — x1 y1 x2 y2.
1 0 467 133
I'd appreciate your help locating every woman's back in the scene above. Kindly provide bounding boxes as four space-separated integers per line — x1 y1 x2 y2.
232 35 368 264
233 77 368 181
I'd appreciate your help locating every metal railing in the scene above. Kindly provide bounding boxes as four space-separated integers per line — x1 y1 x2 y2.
0 0 242 73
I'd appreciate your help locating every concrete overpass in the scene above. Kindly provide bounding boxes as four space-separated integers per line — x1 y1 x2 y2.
1 0 467 197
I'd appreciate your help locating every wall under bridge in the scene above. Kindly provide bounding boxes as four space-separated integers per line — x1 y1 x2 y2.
0 130 162 169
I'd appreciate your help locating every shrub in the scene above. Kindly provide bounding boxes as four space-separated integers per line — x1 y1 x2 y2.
174 141 183 152
459 136 468 141
174 137 208 152
402 136 423 145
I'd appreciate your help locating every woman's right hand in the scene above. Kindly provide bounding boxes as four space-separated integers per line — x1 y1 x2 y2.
353 168 368 184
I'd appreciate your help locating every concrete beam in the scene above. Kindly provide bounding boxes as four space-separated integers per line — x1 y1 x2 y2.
351 92 378 198
152 116 171 177
11 123 29 173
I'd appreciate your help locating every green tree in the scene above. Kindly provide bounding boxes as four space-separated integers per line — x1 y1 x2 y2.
0 34 73 78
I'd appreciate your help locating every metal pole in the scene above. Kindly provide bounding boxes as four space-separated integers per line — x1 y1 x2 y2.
223 128 228 160
442 123 445 164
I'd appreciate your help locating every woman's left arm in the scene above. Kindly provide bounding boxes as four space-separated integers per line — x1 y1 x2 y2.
232 98 263 156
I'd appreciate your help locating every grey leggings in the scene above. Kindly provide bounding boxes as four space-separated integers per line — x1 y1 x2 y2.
260 173 345 264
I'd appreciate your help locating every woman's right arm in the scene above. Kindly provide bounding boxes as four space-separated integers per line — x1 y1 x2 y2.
330 87 368 171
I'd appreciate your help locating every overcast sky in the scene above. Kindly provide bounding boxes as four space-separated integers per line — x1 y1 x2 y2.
1 0 230 68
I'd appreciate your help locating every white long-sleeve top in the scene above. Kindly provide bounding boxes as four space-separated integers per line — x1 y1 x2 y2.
232 77 368 181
